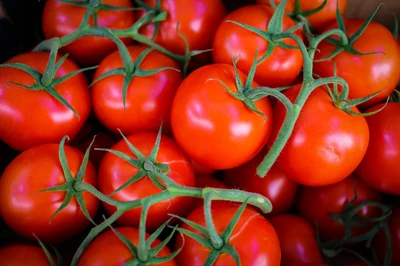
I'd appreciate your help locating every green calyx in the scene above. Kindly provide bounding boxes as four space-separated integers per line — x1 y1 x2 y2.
315 3 384 62
33 235 63 266
170 198 252 266
57 0 139 27
40 135 97 225
134 0 166 40
91 47 180 110
96 126 172 195
0 46 96 119
317 183 394 266
107 218 181 266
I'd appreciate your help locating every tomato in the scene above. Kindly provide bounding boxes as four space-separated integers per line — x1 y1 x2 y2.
296 174 382 242
256 0 348 32
98 132 195 232
269 214 324 266
373 207 400 266
190 159 217 175
174 201 281 266
192 175 230 210
41 0 135 66
0 51 91 152
356 102 400 195
314 19 400 108
91 45 182 135
136 0 226 66
212 4 303 87
0 244 55 265
78 227 176 266
222 151 298 216
269 85 369 186
0 143 99 243
170 63 273 170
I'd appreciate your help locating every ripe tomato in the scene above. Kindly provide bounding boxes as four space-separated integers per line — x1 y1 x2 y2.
91 45 182 135
78 227 176 266
373 207 400 266
356 102 400 195
296 174 382 242
212 4 303 87
269 214 324 266
41 0 134 66
256 0 348 32
136 0 226 66
170 63 273 170
98 132 195 232
0 51 91 152
174 201 281 266
0 244 55 265
314 19 400 107
192 175 230 210
222 151 298 216
269 85 369 186
0 143 99 243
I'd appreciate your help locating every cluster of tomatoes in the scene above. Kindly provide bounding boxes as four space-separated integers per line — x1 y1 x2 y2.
0 0 399 265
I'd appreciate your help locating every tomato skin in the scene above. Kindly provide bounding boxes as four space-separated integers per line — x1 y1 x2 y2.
91 45 182 135
137 0 226 66
0 51 91 152
256 0 347 32
270 85 369 186
314 19 400 107
41 0 134 66
296 174 382 242
373 207 400 266
170 63 273 170
0 244 55 266
356 102 400 195
78 227 177 266
222 151 298 216
212 5 303 87
269 214 324 266
174 202 281 266
98 132 195 232
0 143 99 243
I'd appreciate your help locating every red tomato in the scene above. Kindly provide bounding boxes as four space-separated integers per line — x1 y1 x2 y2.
170 63 273 170
137 0 226 66
190 159 217 175
269 214 324 266
212 5 303 87
356 102 400 195
222 151 298 216
98 132 195 232
269 85 369 186
174 201 281 266
91 45 182 135
373 207 400 266
256 0 348 32
0 244 55 265
314 19 400 107
41 0 134 66
78 227 176 266
0 52 91 152
192 175 230 210
296 174 382 242
0 143 99 243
